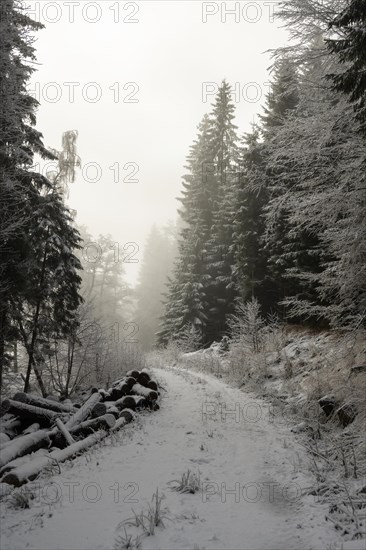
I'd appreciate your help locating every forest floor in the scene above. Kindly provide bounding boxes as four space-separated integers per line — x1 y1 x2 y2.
1 366 361 550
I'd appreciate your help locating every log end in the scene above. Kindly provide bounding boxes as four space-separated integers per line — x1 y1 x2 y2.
119 409 134 423
117 396 136 411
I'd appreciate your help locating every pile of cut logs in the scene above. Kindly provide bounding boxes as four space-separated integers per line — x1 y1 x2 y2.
0 369 159 488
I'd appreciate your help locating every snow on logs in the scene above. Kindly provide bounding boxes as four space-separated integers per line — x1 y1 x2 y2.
12 392 76 413
0 417 22 438
0 399 61 427
53 413 116 448
0 430 51 470
64 392 102 430
111 409 134 432
0 433 11 447
2 431 108 487
3 409 135 486
114 395 136 411
0 369 159 485
131 383 158 402
91 402 108 418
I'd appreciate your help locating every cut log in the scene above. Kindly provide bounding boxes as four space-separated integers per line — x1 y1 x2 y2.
91 402 107 418
46 395 59 402
119 409 134 422
71 414 115 438
112 410 134 431
126 370 140 379
1 399 61 427
65 392 102 430
125 377 137 388
0 417 22 436
0 413 14 422
105 406 119 419
114 396 136 411
134 397 149 410
137 372 150 387
0 448 49 476
0 433 10 447
111 416 129 432
0 430 51 469
109 387 122 401
23 423 40 435
111 378 124 388
103 396 114 403
52 413 114 448
117 382 130 396
98 389 109 400
13 392 75 413
61 399 74 408
147 380 158 391
3 431 107 487
107 382 129 401
55 418 75 446
131 384 158 402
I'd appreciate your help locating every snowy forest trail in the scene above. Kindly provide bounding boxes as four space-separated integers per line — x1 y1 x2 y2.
0 367 339 550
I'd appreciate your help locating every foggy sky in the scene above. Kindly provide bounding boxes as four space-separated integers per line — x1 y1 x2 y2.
28 1 288 284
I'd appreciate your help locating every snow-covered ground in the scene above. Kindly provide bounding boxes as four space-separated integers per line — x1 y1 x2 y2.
0 366 360 550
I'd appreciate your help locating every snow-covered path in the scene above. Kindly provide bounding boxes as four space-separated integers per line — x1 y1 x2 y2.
0 367 339 550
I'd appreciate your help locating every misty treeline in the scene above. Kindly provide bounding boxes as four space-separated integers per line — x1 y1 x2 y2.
135 223 178 351
158 0 366 348
0 0 140 396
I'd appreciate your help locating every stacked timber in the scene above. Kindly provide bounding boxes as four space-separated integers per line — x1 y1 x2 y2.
0 369 160 487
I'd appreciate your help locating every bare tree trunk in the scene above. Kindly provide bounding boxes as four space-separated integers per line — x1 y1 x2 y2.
13 341 18 373
24 239 49 396
0 305 6 393
64 335 76 398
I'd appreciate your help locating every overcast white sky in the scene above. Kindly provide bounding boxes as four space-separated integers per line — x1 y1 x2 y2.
28 1 288 284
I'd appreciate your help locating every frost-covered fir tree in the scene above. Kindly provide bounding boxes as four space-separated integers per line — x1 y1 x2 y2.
205 81 240 342
158 115 214 346
13 193 83 394
326 0 366 134
159 83 240 346
259 57 304 316
269 8 366 327
232 127 275 313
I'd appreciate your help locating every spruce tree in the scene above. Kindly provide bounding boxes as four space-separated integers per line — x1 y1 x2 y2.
326 0 366 134
264 34 365 327
159 83 240 347
0 0 54 390
233 127 275 313
0 1 83 392
259 57 308 317
205 81 239 343
158 115 214 346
